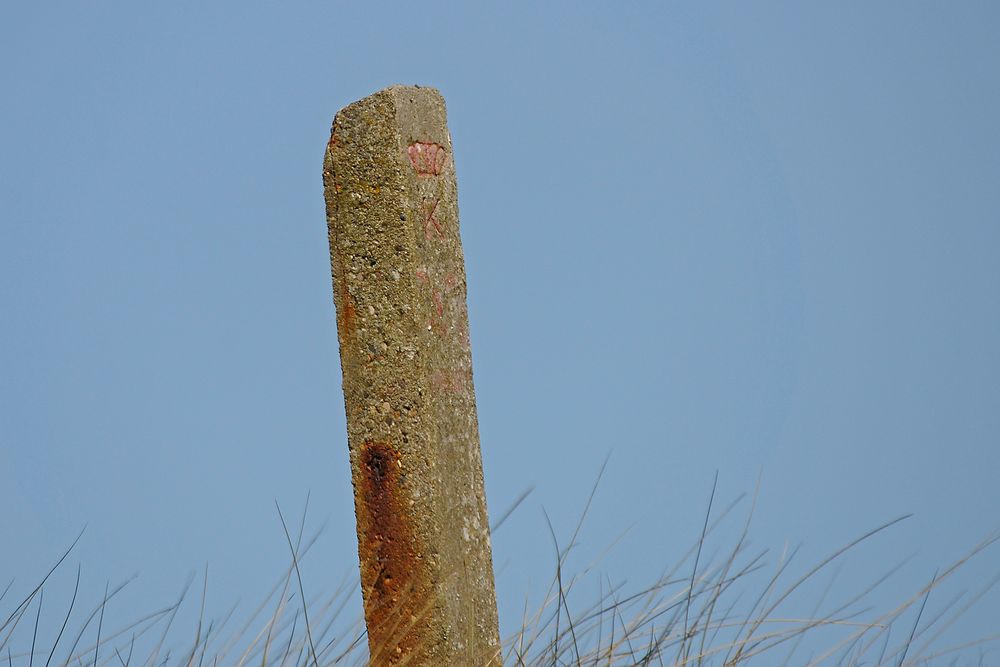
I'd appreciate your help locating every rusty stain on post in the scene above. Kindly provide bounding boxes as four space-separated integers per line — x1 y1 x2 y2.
322 86 501 666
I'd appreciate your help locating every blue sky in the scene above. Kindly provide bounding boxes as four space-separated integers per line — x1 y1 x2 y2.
2 2 999 663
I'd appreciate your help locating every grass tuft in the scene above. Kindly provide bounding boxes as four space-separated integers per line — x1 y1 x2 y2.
4 476 999 666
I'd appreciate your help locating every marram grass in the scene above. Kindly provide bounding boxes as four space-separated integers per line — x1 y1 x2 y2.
4 475 999 667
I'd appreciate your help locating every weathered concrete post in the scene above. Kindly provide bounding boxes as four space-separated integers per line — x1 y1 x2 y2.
322 86 501 666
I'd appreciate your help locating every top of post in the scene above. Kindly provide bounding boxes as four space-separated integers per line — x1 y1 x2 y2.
329 84 452 159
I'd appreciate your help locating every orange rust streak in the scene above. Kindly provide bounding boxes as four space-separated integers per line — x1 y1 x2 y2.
337 278 356 339
356 441 431 664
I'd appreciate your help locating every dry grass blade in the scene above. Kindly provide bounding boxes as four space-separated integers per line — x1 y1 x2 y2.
5 485 999 666
274 500 318 667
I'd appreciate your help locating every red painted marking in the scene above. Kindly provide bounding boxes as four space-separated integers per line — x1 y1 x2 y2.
407 142 446 176
418 267 462 334
430 370 447 392
432 290 445 317
430 369 467 394
420 198 443 239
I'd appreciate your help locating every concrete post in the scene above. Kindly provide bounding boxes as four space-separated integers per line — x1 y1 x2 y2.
322 86 501 666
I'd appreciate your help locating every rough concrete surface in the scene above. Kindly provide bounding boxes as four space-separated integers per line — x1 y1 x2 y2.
323 86 501 666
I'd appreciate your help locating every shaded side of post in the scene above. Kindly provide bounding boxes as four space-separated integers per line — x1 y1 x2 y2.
322 86 501 666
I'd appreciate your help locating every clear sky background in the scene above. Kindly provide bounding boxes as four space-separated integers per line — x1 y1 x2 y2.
2 2 999 663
